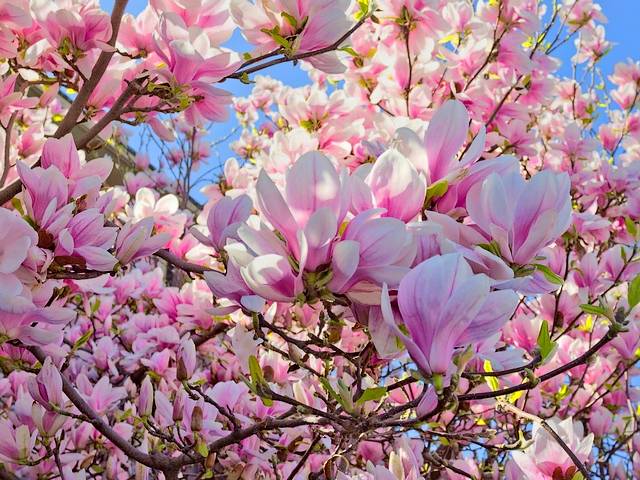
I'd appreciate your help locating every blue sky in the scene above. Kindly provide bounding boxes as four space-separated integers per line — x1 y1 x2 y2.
99 0 640 201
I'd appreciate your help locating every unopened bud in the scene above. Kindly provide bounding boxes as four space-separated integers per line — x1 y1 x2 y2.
205 452 216 469
173 390 185 422
191 405 203 432
176 358 189 382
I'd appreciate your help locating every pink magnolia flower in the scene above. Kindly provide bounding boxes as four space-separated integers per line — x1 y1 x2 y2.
177 336 196 380
255 151 350 270
31 402 68 437
351 148 426 222
115 218 171 265
151 12 240 121
381 253 518 379
138 376 154 417
0 208 38 274
0 75 38 121
0 275 73 345
204 254 265 313
0 418 36 465
41 135 113 198
511 417 593 479
588 406 614 437
38 4 112 52
467 170 572 265
193 194 253 250
27 357 65 410
55 208 118 271
150 0 235 46
17 160 69 228
231 0 353 73
329 209 416 304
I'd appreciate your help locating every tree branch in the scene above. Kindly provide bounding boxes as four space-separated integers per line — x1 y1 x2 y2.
497 401 592 479
224 16 368 81
0 0 128 206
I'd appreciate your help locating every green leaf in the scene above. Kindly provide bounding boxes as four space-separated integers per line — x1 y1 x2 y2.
571 473 584 480
73 328 93 350
629 274 640 309
355 0 370 20
272 33 290 49
319 378 350 411
425 179 448 204
532 264 563 285
281 12 298 30
248 355 273 406
537 320 556 362
248 355 264 384
579 304 607 316
356 386 387 405
90 299 101 314
625 217 637 237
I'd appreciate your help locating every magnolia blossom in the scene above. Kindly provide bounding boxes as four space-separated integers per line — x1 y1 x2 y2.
381 253 519 379
231 0 353 73
115 217 171 265
511 417 594 479
467 170 572 265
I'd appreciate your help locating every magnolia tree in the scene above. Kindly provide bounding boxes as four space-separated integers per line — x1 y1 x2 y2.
0 0 639 478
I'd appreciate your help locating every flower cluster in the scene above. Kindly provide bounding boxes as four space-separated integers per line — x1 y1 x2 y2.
0 0 639 479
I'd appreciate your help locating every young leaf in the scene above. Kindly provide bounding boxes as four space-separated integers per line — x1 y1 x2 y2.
625 217 637 237
533 264 563 285
579 304 607 316
537 320 556 362
425 179 448 204
248 355 264 384
628 274 640 309
281 12 298 30
356 386 388 405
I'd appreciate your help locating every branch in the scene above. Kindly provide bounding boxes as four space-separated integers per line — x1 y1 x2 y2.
175 417 329 468
75 78 142 150
154 249 212 274
286 434 321 480
0 466 18 480
458 326 619 402
193 323 229 347
224 16 368 81
27 346 176 472
497 401 592 479
0 112 18 187
0 0 128 206
54 0 128 138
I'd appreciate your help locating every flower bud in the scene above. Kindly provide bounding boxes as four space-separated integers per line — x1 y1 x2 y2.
173 390 185 422
191 405 203 432
177 337 196 381
138 376 154 417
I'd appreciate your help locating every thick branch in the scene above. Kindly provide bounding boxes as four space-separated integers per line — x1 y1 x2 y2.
0 0 128 205
54 0 128 138
154 249 212 274
1 112 18 187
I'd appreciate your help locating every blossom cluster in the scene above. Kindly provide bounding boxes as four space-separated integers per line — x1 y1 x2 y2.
0 0 638 479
